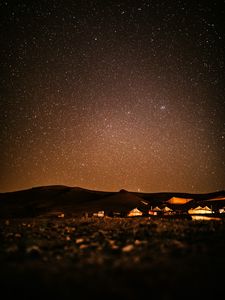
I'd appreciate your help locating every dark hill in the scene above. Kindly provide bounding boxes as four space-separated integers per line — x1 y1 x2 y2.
0 185 111 217
0 185 225 218
83 190 149 213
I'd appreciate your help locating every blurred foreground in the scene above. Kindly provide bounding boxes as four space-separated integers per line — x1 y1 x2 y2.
1 217 225 299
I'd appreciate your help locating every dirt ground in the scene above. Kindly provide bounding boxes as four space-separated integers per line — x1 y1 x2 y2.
1 216 225 299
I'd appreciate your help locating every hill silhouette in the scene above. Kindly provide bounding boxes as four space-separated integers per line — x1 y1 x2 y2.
0 185 225 218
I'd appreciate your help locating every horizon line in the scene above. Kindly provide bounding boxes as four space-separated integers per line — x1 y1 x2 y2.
0 184 224 195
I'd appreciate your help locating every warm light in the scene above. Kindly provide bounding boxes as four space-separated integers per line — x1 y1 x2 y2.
188 206 213 215
141 200 148 205
162 206 173 213
152 206 161 211
93 211 104 217
148 206 162 215
58 213 65 218
206 196 225 201
191 215 221 221
127 208 143 217
148 211 157 216
167 197 192 204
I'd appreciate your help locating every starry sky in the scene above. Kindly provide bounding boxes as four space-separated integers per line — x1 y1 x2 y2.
1 0 225 193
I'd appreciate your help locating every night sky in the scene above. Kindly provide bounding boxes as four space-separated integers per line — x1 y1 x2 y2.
1 0 225 193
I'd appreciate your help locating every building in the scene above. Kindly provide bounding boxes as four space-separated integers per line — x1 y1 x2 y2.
127 208 143 217
219 207 225 214
148 206 161 216
93 211 104 217
167 197 193 204
162 206 173 214
188 206 213 215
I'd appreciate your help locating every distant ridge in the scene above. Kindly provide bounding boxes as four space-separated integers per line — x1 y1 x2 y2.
0 185 224 218
90 190 148 212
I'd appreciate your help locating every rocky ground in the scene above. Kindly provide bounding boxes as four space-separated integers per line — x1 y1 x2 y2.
1 216 225 299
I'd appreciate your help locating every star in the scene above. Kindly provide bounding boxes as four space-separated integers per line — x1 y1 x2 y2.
0 1 224 193
160 105 166 111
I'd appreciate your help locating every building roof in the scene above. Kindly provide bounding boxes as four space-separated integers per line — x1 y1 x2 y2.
167 197 193 204
127 207 143 216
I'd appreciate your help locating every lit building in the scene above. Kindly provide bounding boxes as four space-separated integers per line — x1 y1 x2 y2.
127 208 143 217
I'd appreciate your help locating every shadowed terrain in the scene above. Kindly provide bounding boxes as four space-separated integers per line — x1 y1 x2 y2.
1 186 225 299
1 217 225 299
0 185 225 217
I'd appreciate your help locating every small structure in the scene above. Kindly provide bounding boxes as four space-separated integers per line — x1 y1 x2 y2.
58 213 65 218
141 200 149 206
167 197 192 204
219 207 225 214
188 206 213 215
153 206 162 212
93 211 104 217
127 208 143 217
148 210 157 216
148 206 161 216
162 206 173 214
